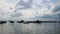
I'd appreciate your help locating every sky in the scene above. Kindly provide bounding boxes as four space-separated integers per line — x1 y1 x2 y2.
0 0 60 21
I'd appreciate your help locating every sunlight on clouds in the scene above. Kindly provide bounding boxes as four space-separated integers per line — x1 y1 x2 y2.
18 8 35 18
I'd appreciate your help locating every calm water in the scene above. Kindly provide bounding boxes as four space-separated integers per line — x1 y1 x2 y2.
0 22 60 34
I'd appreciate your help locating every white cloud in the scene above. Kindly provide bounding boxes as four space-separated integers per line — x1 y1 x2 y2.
5 0 19 4
0 0 16 18
22 0 31 2
0 0 60 20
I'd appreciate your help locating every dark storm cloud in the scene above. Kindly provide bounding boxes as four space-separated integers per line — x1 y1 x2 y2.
54 13 60 18
35 14 58 19
52 5 60 12
51 5 60 19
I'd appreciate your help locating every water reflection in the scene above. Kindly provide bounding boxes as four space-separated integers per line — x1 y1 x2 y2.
0 22 60 34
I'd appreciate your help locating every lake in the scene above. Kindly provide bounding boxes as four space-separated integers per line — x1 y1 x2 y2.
0 22 60 34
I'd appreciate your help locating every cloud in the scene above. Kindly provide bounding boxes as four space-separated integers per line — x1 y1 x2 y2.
12 0 60 20
31 0 60 20
0 0 60 20
5 0 19 4
52 4 60 12
16 0 32 9
10 11 22 17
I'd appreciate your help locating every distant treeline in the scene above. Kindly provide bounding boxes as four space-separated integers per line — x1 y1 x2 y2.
0 20 60 24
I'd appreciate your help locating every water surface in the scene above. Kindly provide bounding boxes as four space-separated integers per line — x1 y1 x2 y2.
0 22 60 34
